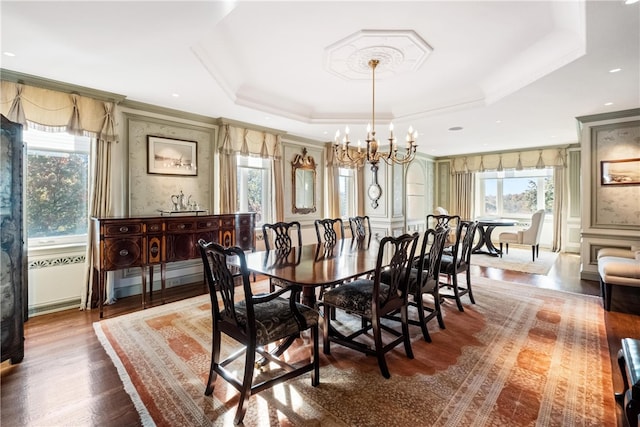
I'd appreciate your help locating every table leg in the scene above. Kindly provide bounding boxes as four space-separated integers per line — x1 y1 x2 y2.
301 286 316 308
141 266 147 310
98 269 106 319
161 262 166 304
483 225 502 256
472 225 502 256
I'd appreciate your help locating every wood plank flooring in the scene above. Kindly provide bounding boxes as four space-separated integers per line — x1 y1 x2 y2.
1 253 638 427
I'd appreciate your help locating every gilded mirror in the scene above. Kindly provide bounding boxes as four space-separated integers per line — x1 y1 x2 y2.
291 148 316 214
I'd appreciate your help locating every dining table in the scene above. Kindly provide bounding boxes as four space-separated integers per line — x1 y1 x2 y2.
238 236 384 307
471 218 518 256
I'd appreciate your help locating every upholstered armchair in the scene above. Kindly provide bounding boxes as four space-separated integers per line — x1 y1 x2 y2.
434 206 449 216
498 209 546 262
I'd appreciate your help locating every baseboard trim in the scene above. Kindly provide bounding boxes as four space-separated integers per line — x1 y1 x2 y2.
29 298 80 317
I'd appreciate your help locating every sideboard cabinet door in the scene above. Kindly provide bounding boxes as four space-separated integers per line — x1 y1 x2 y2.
1 115 26 364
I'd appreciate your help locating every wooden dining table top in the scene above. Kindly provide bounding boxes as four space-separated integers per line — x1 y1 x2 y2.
241 237 385 288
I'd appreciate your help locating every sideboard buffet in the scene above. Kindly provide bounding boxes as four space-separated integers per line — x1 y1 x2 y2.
92 213 255 318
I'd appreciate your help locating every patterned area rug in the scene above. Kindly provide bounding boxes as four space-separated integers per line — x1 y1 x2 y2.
470 247 559 275
94 277 615 426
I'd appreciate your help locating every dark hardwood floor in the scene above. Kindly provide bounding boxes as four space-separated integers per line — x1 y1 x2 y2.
1 252 638 426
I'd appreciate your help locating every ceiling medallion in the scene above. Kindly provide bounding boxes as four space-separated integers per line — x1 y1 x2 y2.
324 29 433 80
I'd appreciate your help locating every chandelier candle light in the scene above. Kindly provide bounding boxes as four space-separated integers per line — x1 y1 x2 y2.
333 59 418 207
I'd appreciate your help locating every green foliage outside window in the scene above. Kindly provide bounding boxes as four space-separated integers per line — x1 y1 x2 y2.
26 151 88 238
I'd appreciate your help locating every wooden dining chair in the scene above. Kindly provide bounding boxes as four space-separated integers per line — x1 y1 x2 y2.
314 218 344 244
426 214 459 248
198 239 319 425
321 232 420 379
439 220 479 312
385 226 450 342
348 215 371 239
262 221 302 292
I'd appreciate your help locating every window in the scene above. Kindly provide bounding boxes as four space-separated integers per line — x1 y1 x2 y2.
236 155 272 226
476 168 554 219
338 167 355 218
24 129 91 247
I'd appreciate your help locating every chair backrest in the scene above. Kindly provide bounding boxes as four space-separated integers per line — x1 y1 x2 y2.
198 239 255 336
372 232 419 311
314 218 344 244
349 215 371 239
521 209 545 245
426 214 460 231
262 221 302 251
415 226 449 287
450 220 479 267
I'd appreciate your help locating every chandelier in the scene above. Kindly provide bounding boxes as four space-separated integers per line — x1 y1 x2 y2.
333 59 418 170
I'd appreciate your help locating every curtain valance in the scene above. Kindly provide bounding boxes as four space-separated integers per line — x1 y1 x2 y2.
0 81 118 143
217 122 281 159
449 147 567 173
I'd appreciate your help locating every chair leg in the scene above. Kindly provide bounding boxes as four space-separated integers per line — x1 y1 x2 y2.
466 268 475 304
434 287 446 329
506 243 509 254
452 274 464 312
311 324 320 387
415 297 432 342
531 245 535 262
205 330 222 396
234 347 256 425
536 244 540 258
323 307 332 354
605 282 613 311
372 317 391 379
499 242 503 258
401 306 414 360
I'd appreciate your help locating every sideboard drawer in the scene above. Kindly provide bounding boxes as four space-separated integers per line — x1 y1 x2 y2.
197 218 220 230
104 222 142 236
166 220 196 232
145 221 164 233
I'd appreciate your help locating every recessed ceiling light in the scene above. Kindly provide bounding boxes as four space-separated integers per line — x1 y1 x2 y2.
448 126 463 131
171 93 180 98
609 68 622 73
625 0 638 5
604 102 614 106
495 120 502 124
3 52 16 57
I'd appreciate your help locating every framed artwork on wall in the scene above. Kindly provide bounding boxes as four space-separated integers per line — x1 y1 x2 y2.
601 158 640 185
147 135 197 176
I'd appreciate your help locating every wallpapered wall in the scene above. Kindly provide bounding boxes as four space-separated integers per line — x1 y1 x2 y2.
593 120 640 228
126 114 215 216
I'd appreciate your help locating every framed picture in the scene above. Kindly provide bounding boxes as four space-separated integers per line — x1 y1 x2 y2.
601 158 640 185
147 136 197 176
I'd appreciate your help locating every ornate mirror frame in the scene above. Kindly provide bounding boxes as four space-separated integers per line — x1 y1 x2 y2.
291 148 317 214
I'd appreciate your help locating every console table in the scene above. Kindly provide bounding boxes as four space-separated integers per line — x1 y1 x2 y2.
91 213 255 318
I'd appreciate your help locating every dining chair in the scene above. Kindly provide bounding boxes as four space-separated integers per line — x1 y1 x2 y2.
198 239 319 425
439 220 479 312
426 214 460 248
262 221 302 292
498 209 545 261
383 226 450 342
314 218 345 245
321 232 420 379
349 215 371 239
